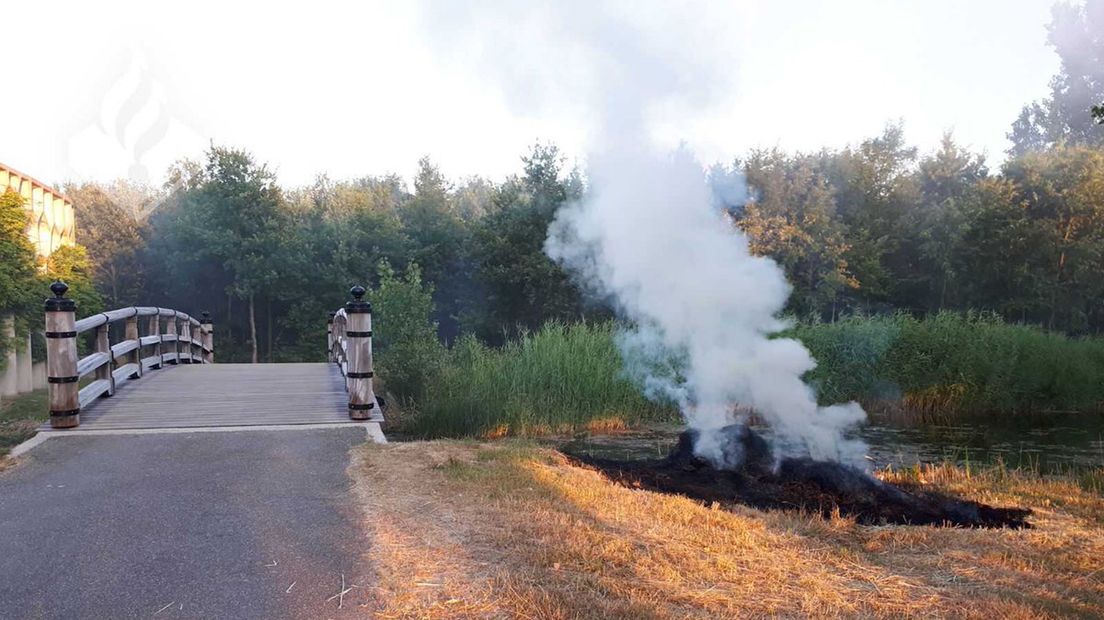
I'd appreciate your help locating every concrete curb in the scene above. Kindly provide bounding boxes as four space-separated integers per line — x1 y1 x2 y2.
8 421 387 458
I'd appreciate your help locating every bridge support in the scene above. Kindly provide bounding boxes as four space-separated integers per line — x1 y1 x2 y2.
344 286 376 420
44 281 80 429
201 312 214 363
326 312 336 363
165 311 179 365
94 321 115 397
125 313 142 379
148 312 162 370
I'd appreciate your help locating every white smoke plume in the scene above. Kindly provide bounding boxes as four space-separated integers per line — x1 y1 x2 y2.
546 141 868 467
417 0 868 467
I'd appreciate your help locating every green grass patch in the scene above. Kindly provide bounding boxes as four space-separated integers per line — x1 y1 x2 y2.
0 389 47 457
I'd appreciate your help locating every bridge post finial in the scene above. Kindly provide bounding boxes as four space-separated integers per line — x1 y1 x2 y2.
44 281 80 428
344 285 377 421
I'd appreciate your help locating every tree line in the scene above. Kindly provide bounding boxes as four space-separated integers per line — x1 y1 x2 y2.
4 0 1100 365
59 123 1104 366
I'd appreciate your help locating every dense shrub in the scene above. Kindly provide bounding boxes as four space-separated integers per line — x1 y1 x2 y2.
791 313 1104 417
371 262 444 403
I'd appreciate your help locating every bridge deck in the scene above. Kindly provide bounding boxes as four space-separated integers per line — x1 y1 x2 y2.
53 363 360 430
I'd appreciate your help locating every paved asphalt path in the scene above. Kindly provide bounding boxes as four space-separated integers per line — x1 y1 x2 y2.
0 428 373 619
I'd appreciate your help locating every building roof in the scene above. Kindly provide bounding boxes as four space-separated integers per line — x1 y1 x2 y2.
0 162 71 204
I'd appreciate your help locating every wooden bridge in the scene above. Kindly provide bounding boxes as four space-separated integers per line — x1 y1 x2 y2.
39 281 382 432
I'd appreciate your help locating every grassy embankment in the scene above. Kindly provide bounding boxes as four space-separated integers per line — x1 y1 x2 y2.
0 389 46 460
351 440 1104 618
388 313 1104 438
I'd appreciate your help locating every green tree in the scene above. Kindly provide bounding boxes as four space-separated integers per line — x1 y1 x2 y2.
43 244 104 318
66 183 147 307
1009 0 1104 154
1003 145 1104 331
275 175 411 361
156 146 291 363
470 144 587 341
739 150 856 317
453 176 495 221
818 123 921 309
912 134 989 310
951 179 1049 321
371 261 443 403
0 189 39 361
401 157 472 342
918 133 989 205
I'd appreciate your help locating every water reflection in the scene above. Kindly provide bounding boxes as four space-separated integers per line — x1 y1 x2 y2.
862 420 1104 472
559 417 1104 473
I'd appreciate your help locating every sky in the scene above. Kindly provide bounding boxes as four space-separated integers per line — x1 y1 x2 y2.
2 0 1060 189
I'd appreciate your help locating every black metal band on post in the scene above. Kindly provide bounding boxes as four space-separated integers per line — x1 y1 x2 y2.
346 330 372 338
47 376 79 384
49 409 80 417
346 371 374 379
349 402 375 410
44 331 76 339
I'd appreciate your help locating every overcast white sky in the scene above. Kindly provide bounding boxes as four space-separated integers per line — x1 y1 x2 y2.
4 0 1059 189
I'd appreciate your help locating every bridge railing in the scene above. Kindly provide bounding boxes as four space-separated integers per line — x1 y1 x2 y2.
44 280 213 429
328 285 381 421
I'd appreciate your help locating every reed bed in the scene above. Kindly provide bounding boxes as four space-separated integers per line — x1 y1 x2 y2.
386 313 1104 437
400 322 674 438
792 312 1104 419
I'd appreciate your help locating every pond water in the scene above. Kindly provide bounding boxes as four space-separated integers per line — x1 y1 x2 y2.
558 416 1104 473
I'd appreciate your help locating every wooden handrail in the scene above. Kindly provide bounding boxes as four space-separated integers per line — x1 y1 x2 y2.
329 285 380 421
43 280 214 429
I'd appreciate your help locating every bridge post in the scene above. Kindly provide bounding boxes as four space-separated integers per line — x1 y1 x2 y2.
326 312 336 363
182 318 195 364
44 281 80 429
125 311 142 379
147 312 162 370
201 312 214 363
94 321 115 397
344 285 376 420
165 311 179 365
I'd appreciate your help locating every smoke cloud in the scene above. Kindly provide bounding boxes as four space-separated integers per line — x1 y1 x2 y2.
418 0 868 467
545 141 867 467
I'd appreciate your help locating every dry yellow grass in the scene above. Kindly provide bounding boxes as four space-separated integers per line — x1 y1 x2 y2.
349 440 1104 619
